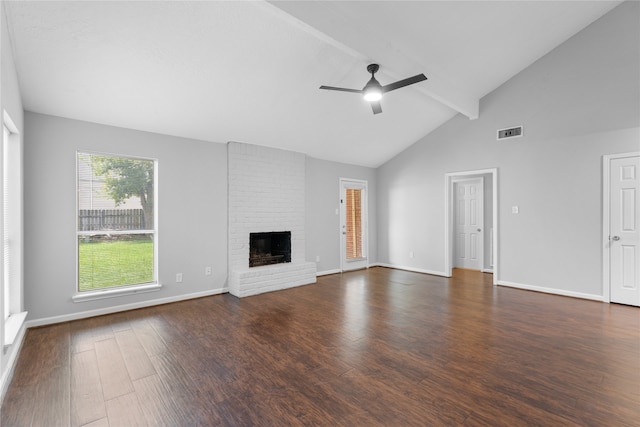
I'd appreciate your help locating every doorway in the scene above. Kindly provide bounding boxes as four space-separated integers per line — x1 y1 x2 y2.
340 178 368 272
603 152 640 306
445 169 498 284
453 177 484 270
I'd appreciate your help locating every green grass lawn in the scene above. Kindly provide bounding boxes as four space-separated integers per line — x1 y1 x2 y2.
78 237 154 292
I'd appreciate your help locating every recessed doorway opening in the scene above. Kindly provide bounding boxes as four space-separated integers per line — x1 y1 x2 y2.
445 168 498 284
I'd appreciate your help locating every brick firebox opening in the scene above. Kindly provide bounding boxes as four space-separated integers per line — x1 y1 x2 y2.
250 231 291 267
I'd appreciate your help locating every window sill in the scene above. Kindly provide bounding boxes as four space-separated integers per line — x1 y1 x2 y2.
4 311 27 347
72 283 162 303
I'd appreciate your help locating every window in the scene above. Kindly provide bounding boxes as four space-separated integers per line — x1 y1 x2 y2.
3 113 27 346
3 119 21 321
3 124 10 320
77 152 157 293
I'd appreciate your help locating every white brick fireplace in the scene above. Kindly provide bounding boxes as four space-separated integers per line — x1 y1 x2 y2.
227 142 316 297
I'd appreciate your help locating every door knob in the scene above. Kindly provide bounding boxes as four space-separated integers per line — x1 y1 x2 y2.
477 228 482 232
611 235 621 241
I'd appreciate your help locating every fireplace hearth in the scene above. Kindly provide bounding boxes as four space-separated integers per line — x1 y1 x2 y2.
249 231 291 267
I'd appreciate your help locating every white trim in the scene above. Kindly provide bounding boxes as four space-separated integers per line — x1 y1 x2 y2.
481 268 494 274
445 168 499 284
602 151 640 304
0 319 27 405
374 262 448 277
72 283 162 303
28 287 226 328
497 280 603 302
316 269 341 276
3 311 27 347
2 111 18 134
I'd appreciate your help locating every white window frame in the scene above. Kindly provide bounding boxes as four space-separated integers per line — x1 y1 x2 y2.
3 111 27 347
73 151 160 303
3 123 9 322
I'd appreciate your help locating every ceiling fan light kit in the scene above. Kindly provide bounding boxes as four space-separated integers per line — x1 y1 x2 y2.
363 63 383 102
320 63 427 114
363 85 382 102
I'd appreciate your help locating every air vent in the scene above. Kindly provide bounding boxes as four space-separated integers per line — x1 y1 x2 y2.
497 125 523 140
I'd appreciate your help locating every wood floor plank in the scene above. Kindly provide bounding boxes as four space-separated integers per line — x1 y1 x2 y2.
31 365 71 427
70 315 114 354
81 418 110 427
2 268 639 426
70 350 106 427
149 351 226 425
114 329 156 381
94 338 134 400
0 384 36 426
104 392 147 427
133 373 197 427
8 328 49 387
132 318 168 357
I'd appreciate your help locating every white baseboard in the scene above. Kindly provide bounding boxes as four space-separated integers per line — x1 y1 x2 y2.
26 287 227 328
481 268 494 274
373 263 449 277
497 280 603 302
316 269 341 276
1 320 28 405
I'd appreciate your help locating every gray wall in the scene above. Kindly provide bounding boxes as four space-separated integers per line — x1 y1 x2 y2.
22 112 378 321
305 157 377 274
376 1 640 297
23 113 228 321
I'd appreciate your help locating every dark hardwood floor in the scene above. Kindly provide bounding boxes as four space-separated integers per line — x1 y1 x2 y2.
2 267 639 426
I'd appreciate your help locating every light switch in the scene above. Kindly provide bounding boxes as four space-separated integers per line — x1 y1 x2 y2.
512 206 519 214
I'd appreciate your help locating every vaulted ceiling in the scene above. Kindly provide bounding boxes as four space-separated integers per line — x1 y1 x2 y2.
4 1 620 167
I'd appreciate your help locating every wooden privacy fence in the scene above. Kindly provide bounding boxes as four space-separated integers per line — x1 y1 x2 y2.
78 209 146 231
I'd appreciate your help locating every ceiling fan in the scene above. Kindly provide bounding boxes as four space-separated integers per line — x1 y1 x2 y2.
319 64 427 115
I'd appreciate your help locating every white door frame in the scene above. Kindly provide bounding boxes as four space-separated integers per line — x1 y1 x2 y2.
602 152 640 303
339 178 369 272
445 168 498 284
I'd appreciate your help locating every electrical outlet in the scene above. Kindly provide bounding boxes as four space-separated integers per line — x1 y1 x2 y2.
205 266 212 276
315 255 320 262
409 251 414 258
176 273 183 283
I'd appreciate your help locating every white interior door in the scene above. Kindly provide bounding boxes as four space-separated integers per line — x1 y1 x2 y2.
454 178 484 270
609 155 640 306
340 179 368 271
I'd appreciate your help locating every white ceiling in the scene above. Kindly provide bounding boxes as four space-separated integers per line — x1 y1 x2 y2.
4 1 620 167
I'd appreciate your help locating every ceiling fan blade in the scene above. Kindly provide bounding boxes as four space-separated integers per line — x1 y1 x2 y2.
319 85 362 94
382 74 427 93
371 101 382 115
